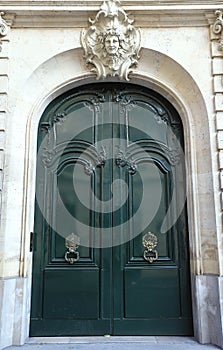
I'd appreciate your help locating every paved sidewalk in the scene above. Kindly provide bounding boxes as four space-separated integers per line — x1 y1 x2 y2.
4 337 221 350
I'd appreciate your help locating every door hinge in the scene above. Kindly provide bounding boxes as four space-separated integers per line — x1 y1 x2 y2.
30 232 34 252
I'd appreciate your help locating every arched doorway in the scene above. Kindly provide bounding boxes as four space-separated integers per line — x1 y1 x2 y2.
30 82 193 336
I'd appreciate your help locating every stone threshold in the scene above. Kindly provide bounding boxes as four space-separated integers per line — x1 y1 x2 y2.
27 336 198 344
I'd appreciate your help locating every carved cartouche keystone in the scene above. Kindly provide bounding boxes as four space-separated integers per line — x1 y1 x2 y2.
81 0 141 81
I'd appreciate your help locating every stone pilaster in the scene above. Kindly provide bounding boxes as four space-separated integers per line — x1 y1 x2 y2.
211 11 223 209
0 12 9 228
209 10 223 349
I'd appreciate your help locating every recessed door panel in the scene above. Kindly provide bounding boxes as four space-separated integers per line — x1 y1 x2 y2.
30 83 193 336
124 268 180 318
43 270 100 319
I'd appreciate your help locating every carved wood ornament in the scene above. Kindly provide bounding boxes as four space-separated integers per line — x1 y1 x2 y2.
81 0 141 81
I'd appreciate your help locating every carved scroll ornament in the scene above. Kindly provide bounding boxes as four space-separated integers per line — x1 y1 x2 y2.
213 10 223 51
0 12 9 37
81 0 141 81
0 12 9 51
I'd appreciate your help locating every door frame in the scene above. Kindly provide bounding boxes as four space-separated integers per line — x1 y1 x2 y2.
30 83 193 336
5 47 221 346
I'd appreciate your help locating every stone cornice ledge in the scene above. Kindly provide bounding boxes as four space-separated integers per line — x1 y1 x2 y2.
1 1 223 28
1 0 223 4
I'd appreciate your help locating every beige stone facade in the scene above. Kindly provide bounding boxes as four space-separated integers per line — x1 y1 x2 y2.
0 1 223 349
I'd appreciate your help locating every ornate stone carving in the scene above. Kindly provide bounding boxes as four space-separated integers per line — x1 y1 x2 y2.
0 12 9 37
213 10 223 51
0 12 9 52
81 0 141 81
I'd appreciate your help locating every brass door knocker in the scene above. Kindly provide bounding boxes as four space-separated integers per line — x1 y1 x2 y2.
64 233 80 264
142 232 158 263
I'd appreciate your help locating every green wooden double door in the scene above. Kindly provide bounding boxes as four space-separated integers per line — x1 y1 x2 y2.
30 83 193 336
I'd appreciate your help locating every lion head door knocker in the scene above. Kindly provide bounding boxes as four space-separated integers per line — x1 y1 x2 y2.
142 232 158 263
64 233 80 264
81 0 141 81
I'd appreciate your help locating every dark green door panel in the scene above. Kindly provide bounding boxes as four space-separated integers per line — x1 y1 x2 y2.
30 320 111 337
30 83 193 336
43 270 100 319
113 319 193 336
124 268 181 318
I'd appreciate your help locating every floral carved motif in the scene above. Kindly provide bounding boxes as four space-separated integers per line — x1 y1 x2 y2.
115 148 137 175
81 0 141 81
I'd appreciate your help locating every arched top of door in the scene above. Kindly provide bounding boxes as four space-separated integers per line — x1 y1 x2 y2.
40 82 182 128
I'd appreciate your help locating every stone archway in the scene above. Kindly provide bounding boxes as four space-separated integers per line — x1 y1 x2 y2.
3 47 220 347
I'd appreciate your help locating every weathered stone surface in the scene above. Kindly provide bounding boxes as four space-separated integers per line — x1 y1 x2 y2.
0 1 222 349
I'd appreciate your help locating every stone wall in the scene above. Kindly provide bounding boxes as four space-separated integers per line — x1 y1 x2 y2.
0 1 222 349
